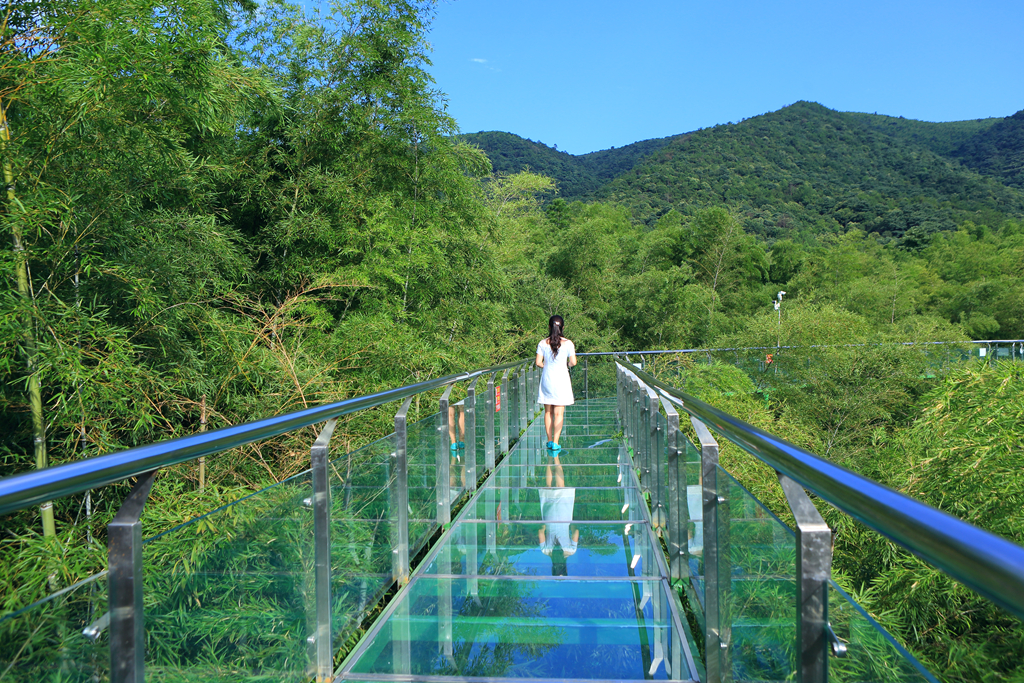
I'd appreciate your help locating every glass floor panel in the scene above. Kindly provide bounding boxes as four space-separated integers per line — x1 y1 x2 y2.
461 487 647 522
498 464 631 487
422 521 661 578
339 398 697 681
347 578 688 681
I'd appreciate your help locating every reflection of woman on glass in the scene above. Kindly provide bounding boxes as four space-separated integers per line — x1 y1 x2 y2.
538 484 578 576
535 315 576 454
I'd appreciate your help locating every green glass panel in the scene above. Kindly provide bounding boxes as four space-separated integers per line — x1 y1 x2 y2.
505 446 622 467
421 521 659 578
719 466 797 683
462 486 646 523
331 434 399 645
349 577 685 680
405 412 441 554
828 582 939 683
143 472 315 682
0 572 108 683
500 464 628 488
680 435 705 635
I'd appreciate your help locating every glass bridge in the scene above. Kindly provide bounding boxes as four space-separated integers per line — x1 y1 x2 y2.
2 346 1023 683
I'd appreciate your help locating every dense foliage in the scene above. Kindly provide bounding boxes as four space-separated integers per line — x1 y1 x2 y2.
1 1 1023 681
673 353 1024 683
953 110 1024 189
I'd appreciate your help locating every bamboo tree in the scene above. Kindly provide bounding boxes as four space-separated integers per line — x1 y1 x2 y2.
1 102 54 536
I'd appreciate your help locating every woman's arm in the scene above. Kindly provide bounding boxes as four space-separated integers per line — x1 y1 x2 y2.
567 341 577 368
536 351 544 368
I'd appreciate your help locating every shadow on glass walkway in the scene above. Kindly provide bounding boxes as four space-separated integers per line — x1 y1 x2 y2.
1 350 1023 682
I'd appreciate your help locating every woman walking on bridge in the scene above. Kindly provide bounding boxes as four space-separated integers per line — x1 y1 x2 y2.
536 315 577 453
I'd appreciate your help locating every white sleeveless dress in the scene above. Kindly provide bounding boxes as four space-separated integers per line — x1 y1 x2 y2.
537 338 575 406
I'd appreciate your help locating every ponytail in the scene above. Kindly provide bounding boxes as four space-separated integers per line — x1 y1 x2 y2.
548 315 564 357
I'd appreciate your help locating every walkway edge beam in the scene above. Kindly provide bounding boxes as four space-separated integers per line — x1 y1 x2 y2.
621 361 1024 622
0 360 526 516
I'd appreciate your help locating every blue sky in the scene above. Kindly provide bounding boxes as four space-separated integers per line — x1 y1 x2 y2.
424 0 1024 155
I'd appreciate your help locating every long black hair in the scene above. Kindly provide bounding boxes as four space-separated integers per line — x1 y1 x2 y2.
548 315 564 357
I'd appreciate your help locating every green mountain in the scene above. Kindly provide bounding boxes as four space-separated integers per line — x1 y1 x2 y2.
459 130 683 200
953 110 1024 188
595 102 1024 244
842 111 1000 157
468 102 1024 245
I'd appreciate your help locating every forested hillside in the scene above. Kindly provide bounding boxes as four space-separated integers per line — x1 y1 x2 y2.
953 110 1024 188
597 102 1024 242
469 103 1024 246
459 131 681 200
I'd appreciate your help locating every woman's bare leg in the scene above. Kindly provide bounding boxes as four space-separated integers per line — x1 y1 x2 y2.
552 405 565 446
544 404 555 443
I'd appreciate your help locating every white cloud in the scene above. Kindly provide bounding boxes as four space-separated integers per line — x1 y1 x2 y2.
471 58 487 63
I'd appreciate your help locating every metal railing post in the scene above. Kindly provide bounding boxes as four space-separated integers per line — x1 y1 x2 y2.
108 469 157 683
310 419 337 683
693 416 729 683
583 356 589 401
648 388 665 536
499 369 510 454
643 386 656 495
519 365 528 432
393 399 412 586
438 386 454 526
661 397 686 583
466 378 479 491
485 373 496 470
779 473 832 683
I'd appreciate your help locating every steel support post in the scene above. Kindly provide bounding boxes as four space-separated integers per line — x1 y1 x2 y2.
643 387 657 497
466 378 479 492
499 369 510 454
393 398 413 586
583 356 589 402
778 473 832 683
661 397 686 582
485 373 496 470
108 469 157 683
438 386 454 526
310 419 337 683
520 365 528 431
692 416 729 683
647 389 665 538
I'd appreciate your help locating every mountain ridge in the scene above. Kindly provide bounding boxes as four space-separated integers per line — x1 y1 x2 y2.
463 101 1024 244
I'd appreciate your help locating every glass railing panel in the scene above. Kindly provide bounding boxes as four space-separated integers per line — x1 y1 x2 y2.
142 471 315 682
406 412 441 557
421 521 659 578
447 399 470 508
331 434 399 647
719 466 797 683
0 571 108 682
578 358 619 400
348 576 686 680
474 388 488 472
681 435 705 633
828 582 939 683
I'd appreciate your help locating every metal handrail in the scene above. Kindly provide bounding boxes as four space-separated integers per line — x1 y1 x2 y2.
620 361 1024 622
577 339 1024 357
0 360 527 516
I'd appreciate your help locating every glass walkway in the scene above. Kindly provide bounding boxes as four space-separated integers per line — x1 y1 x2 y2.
3 348 1024 683
338 398 700 681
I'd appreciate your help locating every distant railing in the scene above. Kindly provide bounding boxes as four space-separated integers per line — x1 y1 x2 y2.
615 358 1024 683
